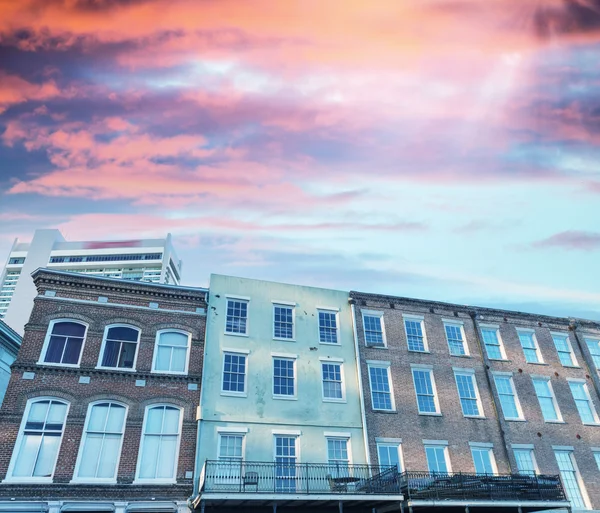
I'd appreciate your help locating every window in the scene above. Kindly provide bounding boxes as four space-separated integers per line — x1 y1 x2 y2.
74 402 127 482
514 448 537 476
552 333 577 367
98 325 139 370
404 316 427 352
471 446 496 475
40 320 87 366
454 370 483 417
517 329 543 363
412 367 440 415
493 374 523 420
368 363 394 411
322 362 344 401
377 443 402 471
593 451 600 471
273 357 296 398
318 310 339 344
7 398 69 481
481 326 506 360
152 330 190 374
425 444 450 474
327 437 350 475
532 378 562 422
273 304 294 340
585 338 600 369
275 435 298 492
222 352 247 395
554 450 589 509
363 311 385 347
217 432 245 483
444 322 468 356
136 405 181 482
226 299 248 335
568 381 599 425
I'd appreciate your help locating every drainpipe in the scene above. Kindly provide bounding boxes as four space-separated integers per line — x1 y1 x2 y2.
350 299 371 466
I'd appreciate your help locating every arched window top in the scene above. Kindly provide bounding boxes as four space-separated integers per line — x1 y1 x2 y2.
40 319 88 367
98 325 140 371
152 331 190 375
52 321 86 337
106 325 140 342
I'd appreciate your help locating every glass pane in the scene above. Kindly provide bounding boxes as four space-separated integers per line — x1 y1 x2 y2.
162 407 180 434
78 433 103 477
106 404 126 433
28 401 50 424
12 434 40 477
101 340 120 367
118 342 137 368
157 435 177 478
97 434 121 478
139 435 160 478
160 332 188 347
46 402 67 426
155 346 171 371
107 326 138 342
33 434 60 477
45 337 66 363
146 407 164 434
63 338 83 364
52 322 86 337
170 347 187 372
88 404 109 432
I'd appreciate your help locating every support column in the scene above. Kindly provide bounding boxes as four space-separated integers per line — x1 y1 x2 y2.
338 501 344 513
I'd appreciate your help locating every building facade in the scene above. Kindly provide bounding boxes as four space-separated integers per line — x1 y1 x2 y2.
0 229 182 334
0 319 21 406
0 269 207 513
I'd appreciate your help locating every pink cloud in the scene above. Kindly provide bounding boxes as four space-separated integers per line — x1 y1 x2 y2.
0 72 61 113
533 231 600 251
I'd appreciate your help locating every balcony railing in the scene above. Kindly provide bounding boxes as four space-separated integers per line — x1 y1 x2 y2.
201 461 401 495
399 471 567 503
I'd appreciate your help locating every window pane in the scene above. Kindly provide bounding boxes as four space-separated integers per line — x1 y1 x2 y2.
532 379 559 421
101 340 120 367
52 322 86 337
552 335 574 366
162 407 180 434
88 403 109 432
145 407 164 434
274 306 294 339
12 434 41 477
226 300 248 334
495 376 520 419
405 320 425 352
155 346 171 372
322 363 342 399
555 451 587 509
78 433 103 477
369 366 392 410
482 329 502 359
472 448 494 475
33 434 60 477
319 311 338 343
378 444 400 470
445 325 465 355
223 354 246 393
139 435 160 478
45 337 66 363
97 434 120 478
514 449 536 476
274 358 295 396
156 435 177 479
426 446 448 474
364 315 384 345
170 347 187 372
62 338 83 364
160 331 188 347
413 369 437 413
107 326 138 342
118 342 137 368
456 374 480 416
586 339 600 368
106 404 126 433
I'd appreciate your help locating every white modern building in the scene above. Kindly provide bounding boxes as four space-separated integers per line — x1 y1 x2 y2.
0 229 182 334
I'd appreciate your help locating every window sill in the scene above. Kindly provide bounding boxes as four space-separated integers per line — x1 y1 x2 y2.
450 354 472 358
372 409 397 414
487 358 510 362
408 350 430 354
526 362 549 366
365 345 388 350
545 420 566 424
132 479 177 485
323 398 347 403
505 418 526 422
561 365 581 369
224 332 249 338
36 361 80 368
221 391 248 398
582 422 600 427
464 415 486 420
418 412 442 417
2 477 53 484
319 341 341 346
70 479 117 485
273 338 296 343
95 366 137 373
273 395 298 401
151 370 188 376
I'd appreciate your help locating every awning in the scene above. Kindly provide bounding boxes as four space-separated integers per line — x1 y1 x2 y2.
61 504 115 512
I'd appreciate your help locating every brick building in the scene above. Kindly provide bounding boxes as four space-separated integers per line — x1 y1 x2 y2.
0 269 207 513
351 290 600 512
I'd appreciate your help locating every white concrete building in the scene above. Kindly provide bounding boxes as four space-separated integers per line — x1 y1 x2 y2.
0 229 182 334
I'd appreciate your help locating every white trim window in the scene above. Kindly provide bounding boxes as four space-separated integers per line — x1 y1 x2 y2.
513 448 537 476
377 443 403 471
552 333 578 367
39 319 87 366
274 435 298 492
152 330 191 374
568 380 600 425
318 310 339 344
424 443 451 475
481 326 506 360
493 374 524 420
368 362 394 411
273 304 294 340
412 367 440 415
327 437 350 475
73 401 127 482
217 432 245 483
470 445 497 475
585 338 600 369
226 298 249 335
273 356 296 398
6 398 69 482
454 370 483 417
517 329 543 364
322 361 345 401
98 325 140 370
136 405 182 482
554 450 589 509
404 315 427 352
594 451 600 471
532 377 562 422
222 352 247 396
362 311 385 347
444 322 468 356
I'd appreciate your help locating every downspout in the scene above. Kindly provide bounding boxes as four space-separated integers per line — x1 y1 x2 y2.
350 299 371 466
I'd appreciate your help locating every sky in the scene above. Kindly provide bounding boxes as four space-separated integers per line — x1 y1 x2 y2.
0 0 599 320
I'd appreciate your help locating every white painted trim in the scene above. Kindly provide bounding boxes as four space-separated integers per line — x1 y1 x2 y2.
272 429 301 435
479 323 500 329
410 363 433 370
216 427 249 433
351 304 371 466
222 347 250 354
367 361 396 412
493 374 525 421
512 443 535 449
316 306 340 312
271 300 297 306
362 309 384 316
552 445 575 451
444 321 470 356
37 318 89 367
150 329 191 375
366 359 390 365
320 361 346 402
375 437 403 443
469 441 494 448
272 355 297 400
221 351 248 397
96 324 141 372
376 441 404 472
516 327 536 333
491 370 514 376
442 318 464 325
452 367 475 374
412 367 440 415
516 328 544 364
454 370 485 418
271 352 298 359
225 294 251 301
324 431 352 438
531 376 564 423
272 302 296 341
319 356 344 362
422 440 448 446
317 308 341 345
402 313 424 320
362 310 387 348
403 316 429 353
200 493 405 501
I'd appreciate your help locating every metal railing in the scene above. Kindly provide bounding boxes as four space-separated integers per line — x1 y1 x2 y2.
399 471 567 502
201 461 401 495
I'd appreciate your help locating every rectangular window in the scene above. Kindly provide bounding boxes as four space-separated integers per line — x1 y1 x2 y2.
363 312 385 347
368 363 394 411
152 330 190 374
593 452 600 471
322 362 344 401
412 368 439 414
217 433 245 483
318 310 339 344
517 330 543 363
226 299 248 335
454 371 483 417
471 447 496 475
273 357 296 398
532 378 562 422
425 444 450 474
585 338 600 369
377 443 402 471
514 449 537 476
445 322 467 356
481 326 506 360
327 437 350 474
568 381 599 425
222 353 247 395
41 320 87 366
99 326 139 370
493 375 523 420
273 304 294 340
404 316 427 352
552 333 577 367
554 450 588 509
275 435 297 492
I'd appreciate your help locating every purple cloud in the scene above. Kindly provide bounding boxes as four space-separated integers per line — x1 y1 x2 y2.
533 230 600 251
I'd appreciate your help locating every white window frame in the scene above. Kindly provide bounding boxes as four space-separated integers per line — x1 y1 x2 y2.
553 448 591 510
320 357 346 403
493 372 525 421
443 319 469 356
216 429 247 485
423 440 452 474
367 360 395 412
403 314 429 353
551 332 579 368
325 433 352 467
516 328 544 364
453 368 484 418
512 445 539 476
274 432 300 492
376 439 404 472
362 310 386 348
317 308 340 345
531 376 563 423
4 397 70 484
272 302 296 341
593 449 600 471
151 329 191 375
567 379 600 426
584 337 600 369
469 443 498 475
411 364 441 416
71 400 128 484
38 318 88 368
134 403 183 484
96 324 140 372
272 353 298 400
221 350 249 397
480 324 507 361
225 296 250 337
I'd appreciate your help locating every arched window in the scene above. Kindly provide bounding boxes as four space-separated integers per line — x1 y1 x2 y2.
6 398 69 482
152 330 190 374
135 405 182 482
98 325 140 370
73 401 127 482
40 320 87 366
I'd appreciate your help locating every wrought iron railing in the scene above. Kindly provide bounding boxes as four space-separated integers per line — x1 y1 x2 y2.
201 461 401 495
399 471 567 503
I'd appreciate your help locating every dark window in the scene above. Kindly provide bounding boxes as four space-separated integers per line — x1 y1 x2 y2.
44 322 86 365
101 326 139 369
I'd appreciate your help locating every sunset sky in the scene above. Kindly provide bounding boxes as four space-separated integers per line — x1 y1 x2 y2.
1 0 599 319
